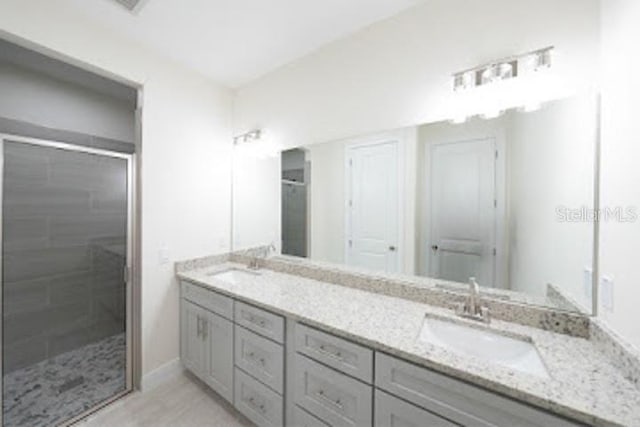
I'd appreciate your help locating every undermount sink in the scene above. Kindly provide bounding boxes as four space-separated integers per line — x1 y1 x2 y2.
206 268 261 284
418 316 549 378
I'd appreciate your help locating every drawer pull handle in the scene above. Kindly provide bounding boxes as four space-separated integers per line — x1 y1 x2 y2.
316 390 344 411
246 313 267 328
247 397 267 414
317 344 345 361
247 352 267 367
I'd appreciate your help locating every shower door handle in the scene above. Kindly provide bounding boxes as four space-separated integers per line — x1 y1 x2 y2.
196 315 202 338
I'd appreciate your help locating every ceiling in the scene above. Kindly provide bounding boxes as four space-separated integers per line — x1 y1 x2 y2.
66 0 425 88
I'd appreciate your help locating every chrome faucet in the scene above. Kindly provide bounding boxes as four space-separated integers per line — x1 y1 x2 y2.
247 243 276 270
455 277 490 323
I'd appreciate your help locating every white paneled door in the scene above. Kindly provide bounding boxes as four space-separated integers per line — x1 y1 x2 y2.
346 140 400 273
429 138 496 287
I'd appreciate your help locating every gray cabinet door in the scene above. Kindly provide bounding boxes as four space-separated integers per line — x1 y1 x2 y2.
181 300 207 378
203 310 234 402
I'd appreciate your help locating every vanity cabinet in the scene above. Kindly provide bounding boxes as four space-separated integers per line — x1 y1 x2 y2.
181 280 285 427
180 279 583 427
180 297 234 402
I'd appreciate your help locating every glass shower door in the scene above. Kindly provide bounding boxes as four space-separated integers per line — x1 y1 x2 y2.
1 136 132 426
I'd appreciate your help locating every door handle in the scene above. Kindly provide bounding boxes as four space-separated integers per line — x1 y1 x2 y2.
431 245 439 251
389 246 396 252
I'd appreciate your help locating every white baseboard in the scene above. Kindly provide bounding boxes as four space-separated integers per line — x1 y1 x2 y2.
141 358 184 391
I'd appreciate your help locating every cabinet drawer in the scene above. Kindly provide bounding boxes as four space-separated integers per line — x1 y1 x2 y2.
235 325 284 394
293 405 330 427
374 389 458 427
294 354 372 427
182 281 233 320
375 353 580 427
235 301 285 343
295 323 373 383
234 368 283 427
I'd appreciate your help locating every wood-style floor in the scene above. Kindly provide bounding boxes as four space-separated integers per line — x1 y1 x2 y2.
80 372 253 427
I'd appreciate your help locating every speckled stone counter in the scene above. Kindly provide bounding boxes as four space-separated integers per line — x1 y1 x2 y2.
177 262 640 427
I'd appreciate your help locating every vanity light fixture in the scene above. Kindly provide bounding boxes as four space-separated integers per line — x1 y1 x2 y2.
452 46 553 92
525 48 553 73
453 71 475 92
233 129 282 158
450 46 554 122
233 129 262 146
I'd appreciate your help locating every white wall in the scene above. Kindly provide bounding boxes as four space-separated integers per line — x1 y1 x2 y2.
0 61 134 142
507 96 595 308
234 0 600 150
0 0 234 376
307 139 346 264
232 152 281 251
599 0 640 349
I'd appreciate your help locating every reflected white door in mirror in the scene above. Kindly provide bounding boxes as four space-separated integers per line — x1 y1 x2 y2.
428 137 499 288
346 138 401 274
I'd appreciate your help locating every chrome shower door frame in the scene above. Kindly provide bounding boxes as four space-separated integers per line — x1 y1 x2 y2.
0 133 138 426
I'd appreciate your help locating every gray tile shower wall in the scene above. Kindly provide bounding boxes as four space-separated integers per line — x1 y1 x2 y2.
2 141 127 373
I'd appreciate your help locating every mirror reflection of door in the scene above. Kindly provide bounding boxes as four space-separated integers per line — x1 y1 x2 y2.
346 140 400 273
429 138 498 287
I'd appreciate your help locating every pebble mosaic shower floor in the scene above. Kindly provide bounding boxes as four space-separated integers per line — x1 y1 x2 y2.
3 333 126 427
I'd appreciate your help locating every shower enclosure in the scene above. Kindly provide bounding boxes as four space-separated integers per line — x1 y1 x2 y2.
281 149 308 258
0 135 133 426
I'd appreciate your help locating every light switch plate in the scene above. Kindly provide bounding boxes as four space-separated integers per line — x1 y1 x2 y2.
600 275 614 312
159 246 170 265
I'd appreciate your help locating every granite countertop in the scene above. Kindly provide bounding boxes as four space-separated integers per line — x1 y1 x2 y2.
177 262 640 427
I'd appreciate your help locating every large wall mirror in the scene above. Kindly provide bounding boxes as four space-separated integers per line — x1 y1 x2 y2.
232 93 599 315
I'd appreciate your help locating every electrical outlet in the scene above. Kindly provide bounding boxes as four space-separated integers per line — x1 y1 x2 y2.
583 267 593 301
600 275 614 312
